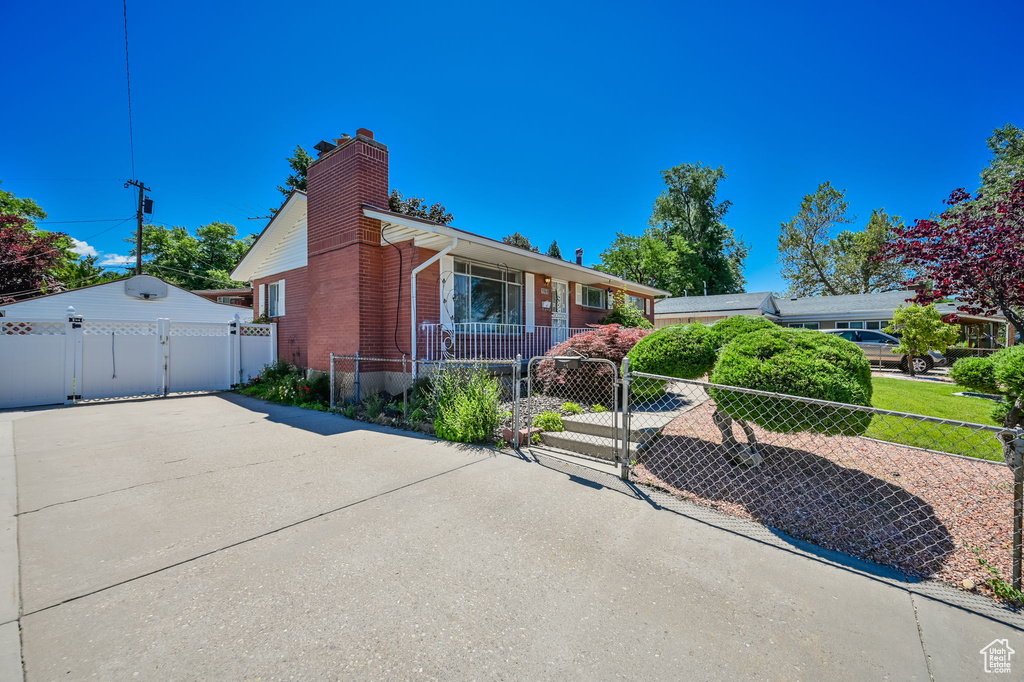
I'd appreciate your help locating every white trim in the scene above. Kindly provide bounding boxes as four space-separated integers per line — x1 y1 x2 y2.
231 192 307 282
363 207 669 298
525 273 535 332
439 255 455 328
645 298 651 315
575 283 582 306
258 284 266 316
278 279 286 316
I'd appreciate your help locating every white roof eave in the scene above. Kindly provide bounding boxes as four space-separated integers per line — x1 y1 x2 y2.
363 207 670 297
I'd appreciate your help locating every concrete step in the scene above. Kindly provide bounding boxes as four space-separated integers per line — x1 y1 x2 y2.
539 430 646 462
560 411 677 443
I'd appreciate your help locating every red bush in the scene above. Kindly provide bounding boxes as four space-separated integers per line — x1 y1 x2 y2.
534 324 653 399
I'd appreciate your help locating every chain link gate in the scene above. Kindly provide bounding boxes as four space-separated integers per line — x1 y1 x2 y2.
521 354 623 468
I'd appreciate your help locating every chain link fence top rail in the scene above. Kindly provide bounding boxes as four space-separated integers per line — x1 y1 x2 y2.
328 355 519 440
625 371 1022 598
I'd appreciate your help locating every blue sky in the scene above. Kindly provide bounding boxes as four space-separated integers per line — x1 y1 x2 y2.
3 0 1022 293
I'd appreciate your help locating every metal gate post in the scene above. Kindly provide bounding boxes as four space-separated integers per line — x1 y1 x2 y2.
1012 428 1024 591
620 357 631 481
329 352 336 410
513 354 522 447
354 350 361 404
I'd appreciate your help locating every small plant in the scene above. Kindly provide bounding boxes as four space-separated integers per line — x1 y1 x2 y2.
592 404 609 413
495 439 509 450
531 433 542 444
364 393 384 420
410 407 427 423
432 366 503 443
532 411 564 432
599 290 653 329
343 404 357 419
561 402 583 415
973 548 1024 605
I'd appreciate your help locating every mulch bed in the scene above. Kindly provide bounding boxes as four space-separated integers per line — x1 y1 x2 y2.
631 402 1015 597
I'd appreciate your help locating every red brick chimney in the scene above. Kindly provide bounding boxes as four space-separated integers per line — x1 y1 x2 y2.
305 129 389 369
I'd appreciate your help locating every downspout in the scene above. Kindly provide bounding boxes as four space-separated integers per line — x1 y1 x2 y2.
411 237 459 370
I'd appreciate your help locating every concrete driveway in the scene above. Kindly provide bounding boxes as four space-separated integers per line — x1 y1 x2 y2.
2 393 1022 680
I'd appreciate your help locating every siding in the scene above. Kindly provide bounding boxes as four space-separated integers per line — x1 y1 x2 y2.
249 217 308 281
0 278 252 323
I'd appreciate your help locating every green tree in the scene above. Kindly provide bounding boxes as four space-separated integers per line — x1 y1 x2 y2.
599 290 653 328
0 181 47 223
778 181 851 296
884 304 960 377
546 240 563 259
276 145 314 196
595 231 688 292
832 209 911 294
127 222 255 290
502 232 539 252
388 190 454 225
648 163 747 295
979 123 1024 194
50 255 125 290
1 182 81 300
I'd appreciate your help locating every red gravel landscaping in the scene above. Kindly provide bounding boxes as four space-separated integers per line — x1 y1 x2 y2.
631 402 1015 597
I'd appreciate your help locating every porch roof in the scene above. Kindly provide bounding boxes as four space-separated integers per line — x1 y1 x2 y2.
363 205 670 298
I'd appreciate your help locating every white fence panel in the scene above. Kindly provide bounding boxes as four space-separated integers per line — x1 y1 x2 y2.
239 324 276 382
166 322 233 393
0 320 67 409
81 320 161 399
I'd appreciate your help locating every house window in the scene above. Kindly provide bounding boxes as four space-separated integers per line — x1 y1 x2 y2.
217 296 234 304
788 322 820 330
581 285 606 309
865 320 892 331
452 260 522 326
836 321 865 330
628 294 645 311
268 282 281 317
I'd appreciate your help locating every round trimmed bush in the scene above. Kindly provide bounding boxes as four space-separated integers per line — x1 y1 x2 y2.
707 315 777 351
949 356 999 394
710 327 873 435
992 345 1024 396
626 323 717 379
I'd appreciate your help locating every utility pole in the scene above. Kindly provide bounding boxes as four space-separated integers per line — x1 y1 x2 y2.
124 180 152 275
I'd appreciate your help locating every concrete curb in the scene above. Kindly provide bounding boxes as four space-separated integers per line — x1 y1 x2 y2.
0 422 22 681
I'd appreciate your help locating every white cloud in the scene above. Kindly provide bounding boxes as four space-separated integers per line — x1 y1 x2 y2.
70 238 98 258
98 253 134 267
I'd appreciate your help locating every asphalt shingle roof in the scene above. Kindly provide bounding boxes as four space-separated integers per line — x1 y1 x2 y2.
774 290 918 316
655 292 772 315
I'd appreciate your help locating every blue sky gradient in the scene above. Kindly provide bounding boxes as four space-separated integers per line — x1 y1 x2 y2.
3 0 1022 293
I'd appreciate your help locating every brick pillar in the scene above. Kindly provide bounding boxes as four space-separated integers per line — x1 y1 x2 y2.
305 131 389 371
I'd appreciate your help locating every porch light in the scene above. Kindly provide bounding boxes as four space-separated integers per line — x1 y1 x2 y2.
543 276 551 284
606 287 613 295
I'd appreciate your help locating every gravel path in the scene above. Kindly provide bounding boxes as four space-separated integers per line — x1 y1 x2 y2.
632 402 1014 598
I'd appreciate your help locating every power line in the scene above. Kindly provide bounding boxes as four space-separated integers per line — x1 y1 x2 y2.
0 218 134 266
122 0 136 179
39 218 134 224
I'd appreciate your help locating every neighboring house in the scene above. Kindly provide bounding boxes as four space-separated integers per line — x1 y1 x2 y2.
191 287 253 308
654 292 778 328
230 128 668 371
655 288 1015 348
0 275 254 323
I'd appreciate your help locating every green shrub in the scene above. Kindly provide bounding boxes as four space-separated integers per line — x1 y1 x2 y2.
950 356 999 393
261 360 295 383
410 407 427 423
343 405 357 419
561 402 583 415
533 411 564 432
992 345 1024 396
599 303 653 329
432 366 502 443
707 315 777 351
710 327 873 436
627 323 717 379
307 373 331 405
592 404 608 413
363 393 384 420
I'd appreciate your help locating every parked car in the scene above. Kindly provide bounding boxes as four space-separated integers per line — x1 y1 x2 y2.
823 329 945 374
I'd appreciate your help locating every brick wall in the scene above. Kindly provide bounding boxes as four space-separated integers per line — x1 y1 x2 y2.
253 266 309 367
305 133 390 370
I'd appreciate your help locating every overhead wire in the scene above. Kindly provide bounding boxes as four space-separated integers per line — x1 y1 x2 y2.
122 0 136 179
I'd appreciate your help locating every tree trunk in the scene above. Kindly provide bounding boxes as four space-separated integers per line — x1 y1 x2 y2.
712 409 764 467
907 353 917 377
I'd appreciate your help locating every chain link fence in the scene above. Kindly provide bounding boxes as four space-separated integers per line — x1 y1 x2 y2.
328 354 520 441
624 370 1024 597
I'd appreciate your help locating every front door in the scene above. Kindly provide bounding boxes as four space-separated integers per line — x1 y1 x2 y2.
551 280 569 344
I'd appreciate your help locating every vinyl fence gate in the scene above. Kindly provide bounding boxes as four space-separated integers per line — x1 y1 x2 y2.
0 312 276 409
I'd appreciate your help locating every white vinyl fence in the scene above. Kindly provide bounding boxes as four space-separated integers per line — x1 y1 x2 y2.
0 309 276 409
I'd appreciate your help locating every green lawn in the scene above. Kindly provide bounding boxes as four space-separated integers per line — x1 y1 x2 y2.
866 377 1006 461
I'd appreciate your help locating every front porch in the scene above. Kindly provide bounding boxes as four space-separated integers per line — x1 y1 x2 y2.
417 322 591 360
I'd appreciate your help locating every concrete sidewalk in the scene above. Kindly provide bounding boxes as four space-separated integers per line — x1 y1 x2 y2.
4 393 1023 680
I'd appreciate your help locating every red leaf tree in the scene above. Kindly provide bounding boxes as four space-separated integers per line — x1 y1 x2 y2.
879 179 1024 338
0 214 69 302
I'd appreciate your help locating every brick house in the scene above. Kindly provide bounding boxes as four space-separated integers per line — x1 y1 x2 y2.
230 128 668 371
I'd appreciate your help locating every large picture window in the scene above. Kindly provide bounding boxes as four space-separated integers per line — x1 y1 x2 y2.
581 285 606 309
452 261 522 327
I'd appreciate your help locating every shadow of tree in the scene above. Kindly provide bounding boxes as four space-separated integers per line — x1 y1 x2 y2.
636 434 955 578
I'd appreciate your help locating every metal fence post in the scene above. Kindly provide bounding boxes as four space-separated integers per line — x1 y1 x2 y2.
1013 428 1024 591
403 354 408 419
620 357 631 481
329 352 336 410
513 354 522 447
354 350 361 404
